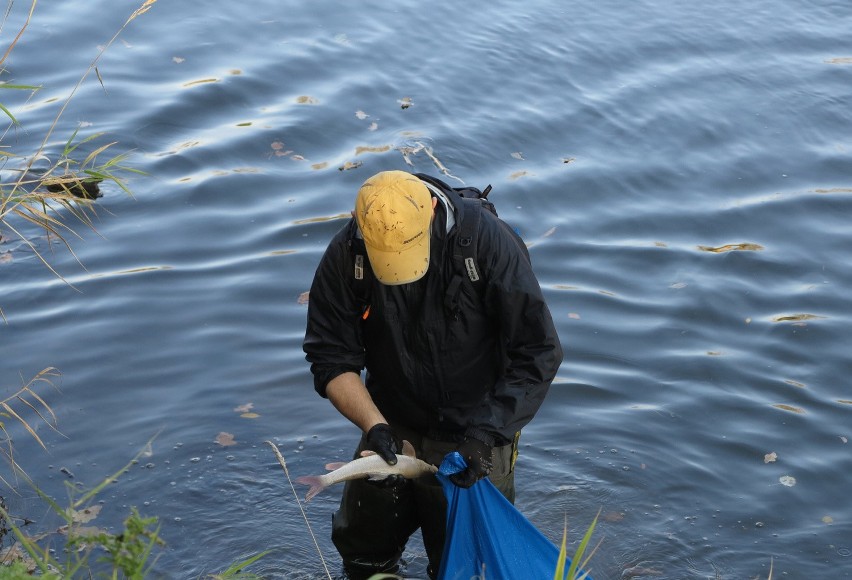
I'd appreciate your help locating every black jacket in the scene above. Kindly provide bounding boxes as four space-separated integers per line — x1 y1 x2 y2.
303 190 563 445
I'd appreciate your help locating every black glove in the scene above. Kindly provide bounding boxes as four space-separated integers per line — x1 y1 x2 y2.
363 423 405 488
449 435 494 489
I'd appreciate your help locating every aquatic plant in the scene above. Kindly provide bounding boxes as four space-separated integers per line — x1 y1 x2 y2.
0 367 60 485
553 509 600 580
0 442 268 578
0 0 151 313
0 0 157 481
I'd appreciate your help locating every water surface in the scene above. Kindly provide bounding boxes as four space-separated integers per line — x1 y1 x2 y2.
2 1 851 578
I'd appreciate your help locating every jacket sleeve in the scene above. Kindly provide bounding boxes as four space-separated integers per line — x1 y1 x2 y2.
303 220 366 397
466 213 564 444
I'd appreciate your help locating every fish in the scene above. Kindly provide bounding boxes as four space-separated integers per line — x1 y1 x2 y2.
296 439 437 501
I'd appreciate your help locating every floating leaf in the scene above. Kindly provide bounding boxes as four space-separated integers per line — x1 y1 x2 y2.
296 95 319 104
568 313 581 320
216 432 237 447
355 110 368 119
234 403 254 413
508 170 530 180
602 511 624 523
241 412 260 419
772 313 825 323
368 122 378 131
772 404 805 414
838 400 852 406
298 291 310 305
764 452 777 464
815 187 852 193
779 475 796 487
183 78 219 87
68 505 102 524
355 145 391 155
339 161 363 171
312 162 329 170
270 140 293 157
697 243 764 253
0 253 12 265
822 515 834 524
173 56 185 64
825 57 852 64
511 152 525 160
670 282 687 289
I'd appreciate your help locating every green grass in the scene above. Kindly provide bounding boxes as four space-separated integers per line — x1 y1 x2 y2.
0 441 269 578
1 0 149 317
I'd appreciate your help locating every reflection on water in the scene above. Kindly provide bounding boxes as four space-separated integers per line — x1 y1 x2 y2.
3 0 852 578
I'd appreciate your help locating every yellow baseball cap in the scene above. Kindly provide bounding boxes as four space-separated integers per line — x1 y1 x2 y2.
355 170 432 285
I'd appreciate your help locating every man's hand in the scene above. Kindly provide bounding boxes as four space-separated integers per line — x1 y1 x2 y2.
449 437 493 488
364 423 401 464
364 424 406 488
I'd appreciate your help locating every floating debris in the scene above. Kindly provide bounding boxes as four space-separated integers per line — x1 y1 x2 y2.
395 141 463 183
779 475 796 487
183 78 219 87
764 452 777 463
772 313 826 323
215 432 236 447
338 161 362 171
355 145 391 155
814 187 852 193
697 243 764 253
398 96 413 109
45 176 103 199
772 404 806 414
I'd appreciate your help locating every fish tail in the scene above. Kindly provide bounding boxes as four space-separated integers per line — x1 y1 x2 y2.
295 475 325 501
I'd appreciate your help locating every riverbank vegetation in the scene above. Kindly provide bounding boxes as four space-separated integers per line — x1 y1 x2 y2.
1 1 148 309
0 1 252 577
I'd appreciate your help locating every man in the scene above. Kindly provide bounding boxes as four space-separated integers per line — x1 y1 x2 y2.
303 170 562 578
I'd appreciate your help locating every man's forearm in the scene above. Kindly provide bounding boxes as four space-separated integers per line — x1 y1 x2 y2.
325 371 387 433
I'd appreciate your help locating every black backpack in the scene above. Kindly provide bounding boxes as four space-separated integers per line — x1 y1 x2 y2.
350 173 528 313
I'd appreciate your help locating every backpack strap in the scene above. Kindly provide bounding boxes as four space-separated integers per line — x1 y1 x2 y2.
347 220 373 317
454 196 484 287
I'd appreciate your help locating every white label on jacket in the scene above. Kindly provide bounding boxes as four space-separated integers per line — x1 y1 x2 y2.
355 255 364 280
464 257 480 282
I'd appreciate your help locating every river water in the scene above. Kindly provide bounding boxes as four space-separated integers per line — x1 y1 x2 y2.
2 1 851 578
